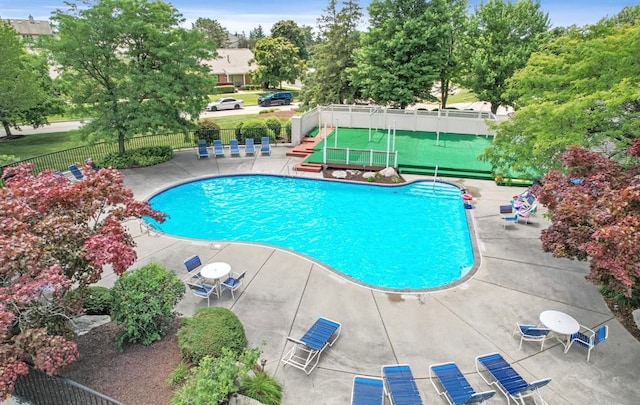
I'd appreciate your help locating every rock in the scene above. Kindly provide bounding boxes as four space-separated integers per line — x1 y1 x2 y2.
73 315 111 336
362 172 376 179
332 170 347 179
229 394 264 405
347 169 361 176
379 167 397 177
633 309 640 330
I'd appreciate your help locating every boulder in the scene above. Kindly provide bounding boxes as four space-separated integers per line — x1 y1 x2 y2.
363 172 376 179
380 167 397 177
332 170 347 179
633 308 640 330
73 315 111 336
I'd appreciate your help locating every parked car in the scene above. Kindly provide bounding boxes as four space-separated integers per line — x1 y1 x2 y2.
205 98 244 111
258 91 293 107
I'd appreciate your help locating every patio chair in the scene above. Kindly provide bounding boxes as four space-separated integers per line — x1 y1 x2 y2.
351 376 384 405
382 364 423 405
230 139 241 156
68 164 84 180
183 255 203 283
245 138 255 156
475 352 551 405
85 158 100 171
220 271 246 300
281 317 341 375
501 212 520 228
260 136 271 155
187 282 218 306
565 324 608 362
213 139 225 157
430 362 496 405
512 323 551 351
196 139 209 159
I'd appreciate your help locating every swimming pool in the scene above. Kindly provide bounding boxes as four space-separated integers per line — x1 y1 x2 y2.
147 175 475 290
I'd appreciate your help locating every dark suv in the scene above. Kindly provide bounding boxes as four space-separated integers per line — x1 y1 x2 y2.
258 91 293 107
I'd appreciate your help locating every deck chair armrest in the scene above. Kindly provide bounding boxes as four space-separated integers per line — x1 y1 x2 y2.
526 378 552 391
465 390 496 404
286 337 305 345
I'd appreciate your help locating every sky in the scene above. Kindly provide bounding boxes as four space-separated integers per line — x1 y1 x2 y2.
1 0 637 35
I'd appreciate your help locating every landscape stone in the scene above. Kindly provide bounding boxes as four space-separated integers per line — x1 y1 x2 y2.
332 170 347 179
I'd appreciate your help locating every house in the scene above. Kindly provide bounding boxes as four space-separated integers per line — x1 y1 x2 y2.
204 48 255 87
3 15 52 40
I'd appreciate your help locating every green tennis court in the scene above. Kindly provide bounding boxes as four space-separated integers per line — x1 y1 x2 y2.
304 128 494 179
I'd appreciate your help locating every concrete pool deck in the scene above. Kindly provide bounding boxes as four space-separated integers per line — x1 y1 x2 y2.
102 144 638 404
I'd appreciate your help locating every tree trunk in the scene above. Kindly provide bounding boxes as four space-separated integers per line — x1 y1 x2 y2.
490 103 499 115
440 79 449 109
2 121 12 137
118 131 126 154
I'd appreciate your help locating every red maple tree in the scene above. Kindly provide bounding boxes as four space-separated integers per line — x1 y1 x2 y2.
533 145 640 297
0 163 165 400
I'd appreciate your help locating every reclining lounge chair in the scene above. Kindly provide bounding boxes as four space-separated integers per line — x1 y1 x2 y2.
281 317 341 375
382 364 423 405
430 362 495 405
351 376 384 405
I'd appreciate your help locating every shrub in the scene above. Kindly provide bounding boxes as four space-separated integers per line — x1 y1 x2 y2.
264 117 281 138
258 108 278 114
240 119 275 143
101 146 173 169
234 121 244 142
167 362 189 388
177 307 247 364
110 262 185 350
240 84 261 91
240 371 282 405
83 286 112 315
284 119 292 141
216 85 235 94
195 119 221 144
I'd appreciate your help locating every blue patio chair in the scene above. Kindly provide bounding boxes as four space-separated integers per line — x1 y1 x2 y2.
513 323 551 351
245 138 255 156
382 364 423 405
230 139 241 156
565 324 608 361
430 362 495 405
220 271 246 300
68 164 84 180
475 352 551 405
187 282 218 306
351 376 384 405
183 255 203 283
501 212 519 228
281 317 341 375
213 139 225 157
196 139 209 159
260 136 271 155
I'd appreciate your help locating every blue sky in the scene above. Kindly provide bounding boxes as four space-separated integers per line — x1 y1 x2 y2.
1 0 636 34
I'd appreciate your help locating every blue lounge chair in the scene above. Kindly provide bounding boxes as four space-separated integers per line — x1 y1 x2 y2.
196 139 209 158
382 364 423 405
513 323 551 351
352 376 384 405
430 362 495 405
245 138 255 156
475 353 551 405
213 139 225 157
260 136 271 155
230 139 241 156
68 164 84 180
281 317 341 375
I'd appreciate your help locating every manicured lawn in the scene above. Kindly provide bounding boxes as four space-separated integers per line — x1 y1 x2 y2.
0 131 83 160
447 88 479 104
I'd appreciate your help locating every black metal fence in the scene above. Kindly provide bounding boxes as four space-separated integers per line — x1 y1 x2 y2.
14 365 125 405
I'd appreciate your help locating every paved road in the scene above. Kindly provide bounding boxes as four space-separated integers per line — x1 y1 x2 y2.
2 103 299 136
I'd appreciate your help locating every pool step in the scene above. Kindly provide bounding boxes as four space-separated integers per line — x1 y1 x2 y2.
294 163 323 173
409 183 462 198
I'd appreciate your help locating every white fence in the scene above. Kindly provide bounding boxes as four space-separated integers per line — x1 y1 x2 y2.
323 147 398 168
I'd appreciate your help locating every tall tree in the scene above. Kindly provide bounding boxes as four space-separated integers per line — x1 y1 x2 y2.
302 0 363 106
480 20 640 177
0 22 60 137
248 25 266 49
0 163 165 400
251 37 305 89
460 0 549 114
350 0 444 108
271 19 309 60
45 0 216 154
193 17 229 48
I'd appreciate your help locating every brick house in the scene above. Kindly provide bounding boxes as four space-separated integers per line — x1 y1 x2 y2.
204 48 255 87
3 15 52 40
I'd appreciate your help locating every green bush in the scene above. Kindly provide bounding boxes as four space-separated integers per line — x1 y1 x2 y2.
177 307 247 364
110 262 185 350
264 118 281 138
101 146 173 169
234 121 245 143
258 108 278 114
284 119 292 141
240 371 282 405
167 362 190 388
83 286 112 315
240 84 261 91
240 119 275 143
216 85 236 94
195 119 221 144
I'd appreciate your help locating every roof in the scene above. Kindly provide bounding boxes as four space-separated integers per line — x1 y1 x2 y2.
4 16 52 36
204 48 255 75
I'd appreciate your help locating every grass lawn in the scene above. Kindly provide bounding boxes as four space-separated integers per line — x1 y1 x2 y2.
447 88 479 104
0 131 83 160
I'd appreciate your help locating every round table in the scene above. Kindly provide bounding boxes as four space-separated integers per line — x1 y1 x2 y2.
200 262 231 296
539 310 580 350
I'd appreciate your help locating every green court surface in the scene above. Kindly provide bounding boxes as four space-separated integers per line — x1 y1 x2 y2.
305 128 494 179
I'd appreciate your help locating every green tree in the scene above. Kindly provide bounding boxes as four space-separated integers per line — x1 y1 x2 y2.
302 0 363 106
0 22 60 137
480 21 640 177
460 0 550 114
248 25 266 49
271 19 309 60
350 0 444 108
252 37 305 89
192 17 229 48
45 0 216 154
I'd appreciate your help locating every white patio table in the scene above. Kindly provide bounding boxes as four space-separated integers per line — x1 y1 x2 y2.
200 262 231 297
539 310 580 350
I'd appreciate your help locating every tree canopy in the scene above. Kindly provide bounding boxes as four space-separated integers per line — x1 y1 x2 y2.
251 36 305 89
271 20 309 60
480 18 640 177
460 0 549 114
0 163 165 400
193 17 230 48
44 0 216 153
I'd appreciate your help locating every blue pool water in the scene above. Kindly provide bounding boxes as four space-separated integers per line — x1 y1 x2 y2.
147 175 474 289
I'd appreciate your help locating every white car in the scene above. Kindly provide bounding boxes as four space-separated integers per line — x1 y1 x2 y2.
205 97 244 111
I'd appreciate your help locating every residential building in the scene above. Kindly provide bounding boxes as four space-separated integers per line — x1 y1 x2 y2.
3 15 52 40
204 48 255 87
